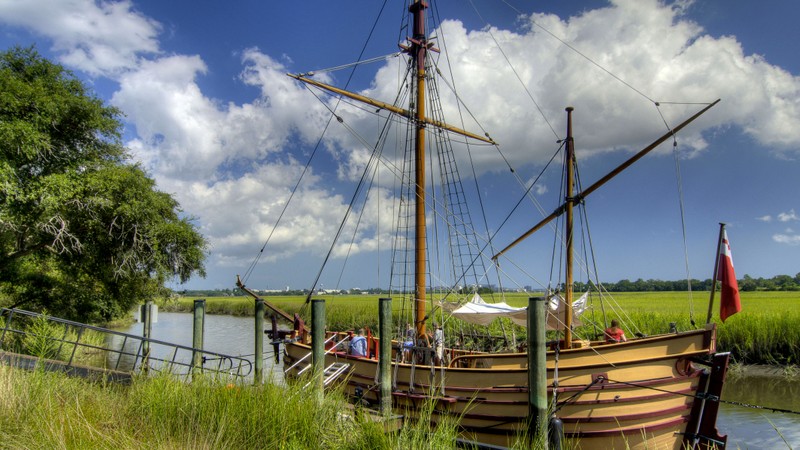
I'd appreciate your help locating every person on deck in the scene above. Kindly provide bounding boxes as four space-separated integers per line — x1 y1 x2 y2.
604 319 627 343
433 322 444 365
403 323 414 362
291 313 306 342
350 328 368 357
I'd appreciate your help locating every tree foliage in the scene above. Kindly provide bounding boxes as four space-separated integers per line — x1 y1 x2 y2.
572 273 800 293
0 47 207 322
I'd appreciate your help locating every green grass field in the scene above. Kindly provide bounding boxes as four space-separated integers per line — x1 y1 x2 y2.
162 291 800 366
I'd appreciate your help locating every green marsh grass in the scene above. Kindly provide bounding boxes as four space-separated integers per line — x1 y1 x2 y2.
2 312 109 366
585 291 800 365
0 365 472 449
168 291 800 366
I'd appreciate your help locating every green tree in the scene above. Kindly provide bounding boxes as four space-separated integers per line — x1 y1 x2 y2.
739 274 757 292
0 47 207 322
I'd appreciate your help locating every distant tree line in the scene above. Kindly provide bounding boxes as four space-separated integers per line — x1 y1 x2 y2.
177 273 800 298
178 288 244 297
177 287 390 297
574 273 800 293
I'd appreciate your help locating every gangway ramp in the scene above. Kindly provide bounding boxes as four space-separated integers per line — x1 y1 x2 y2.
0 308 252 381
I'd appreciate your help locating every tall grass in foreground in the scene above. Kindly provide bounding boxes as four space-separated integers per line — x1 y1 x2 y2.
0 365 473 449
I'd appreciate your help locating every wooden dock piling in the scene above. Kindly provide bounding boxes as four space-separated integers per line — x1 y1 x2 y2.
528 296 548 448
255 299 265 384
192 299 205 379
378 297 392 416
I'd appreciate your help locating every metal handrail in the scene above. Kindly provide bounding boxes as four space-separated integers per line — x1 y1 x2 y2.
284 333 349 375
0 308 253 380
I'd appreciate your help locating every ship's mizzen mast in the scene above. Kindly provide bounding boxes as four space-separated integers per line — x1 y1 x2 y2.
492 99 720 262
492 99 720 346
564 107 575 348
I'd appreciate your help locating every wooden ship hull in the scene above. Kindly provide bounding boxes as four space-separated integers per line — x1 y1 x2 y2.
283 325 729 449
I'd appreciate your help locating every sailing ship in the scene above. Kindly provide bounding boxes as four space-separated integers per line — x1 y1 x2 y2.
239 1 730 448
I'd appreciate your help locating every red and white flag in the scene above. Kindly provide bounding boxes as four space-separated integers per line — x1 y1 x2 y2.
718 230 741 322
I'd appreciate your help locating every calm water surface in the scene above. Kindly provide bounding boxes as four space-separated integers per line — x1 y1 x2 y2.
118 312 800 448
720 375 800 449
115 311 284 383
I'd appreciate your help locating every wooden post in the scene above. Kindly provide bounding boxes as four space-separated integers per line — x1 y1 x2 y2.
311 299 325 393
254 299 265 385
192 299 205 380
528 296 548 448
141 302 153 373
379 297 392 416
271 314 280 363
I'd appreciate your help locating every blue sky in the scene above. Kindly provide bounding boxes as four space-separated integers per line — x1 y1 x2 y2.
1 0 798 292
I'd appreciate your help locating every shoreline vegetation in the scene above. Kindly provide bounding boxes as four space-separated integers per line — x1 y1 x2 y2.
158 291 800 368
0 365 467 449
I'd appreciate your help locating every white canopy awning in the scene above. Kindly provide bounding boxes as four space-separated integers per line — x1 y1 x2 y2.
442 292 588 330
448 293 528 327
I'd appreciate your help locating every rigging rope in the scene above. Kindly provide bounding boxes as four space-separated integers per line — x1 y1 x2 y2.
301 52 403 76
672 138 697 326
298 84 398 303
240 111 329 285
430 15 507 301
653 100 699 327
497 0 658 106
466 0 560 141
242 0 391 293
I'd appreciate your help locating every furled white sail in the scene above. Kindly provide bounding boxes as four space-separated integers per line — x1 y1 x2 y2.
443 292 588 329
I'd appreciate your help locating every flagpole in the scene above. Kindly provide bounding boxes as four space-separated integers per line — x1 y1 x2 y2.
706 223 726 324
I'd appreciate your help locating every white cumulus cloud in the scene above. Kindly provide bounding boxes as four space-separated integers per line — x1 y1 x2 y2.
4 0 800 285
778 209 799 222
0 0 161 76
773 231 800 246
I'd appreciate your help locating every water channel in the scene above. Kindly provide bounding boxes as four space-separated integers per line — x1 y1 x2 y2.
116 312 800 449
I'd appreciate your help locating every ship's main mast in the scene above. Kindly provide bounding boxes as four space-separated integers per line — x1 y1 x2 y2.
287 0 494 338
410 0 429 339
